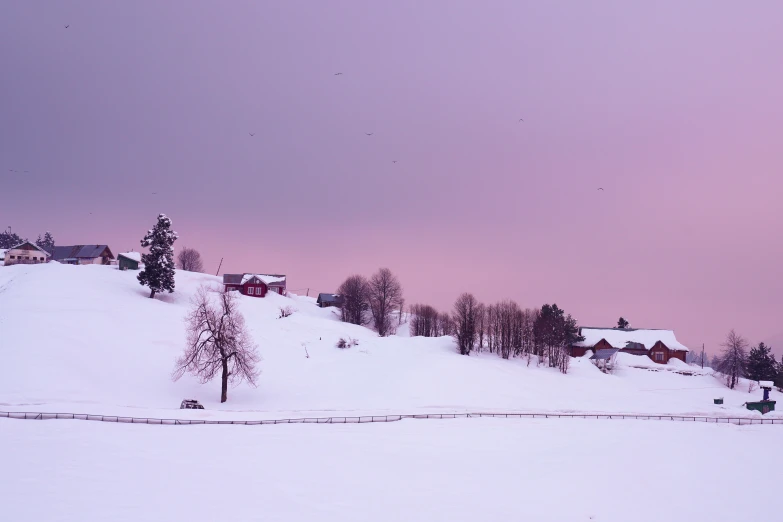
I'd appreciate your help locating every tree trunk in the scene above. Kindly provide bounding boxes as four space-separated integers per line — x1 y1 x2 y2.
149 289 156 299
221 358 229 403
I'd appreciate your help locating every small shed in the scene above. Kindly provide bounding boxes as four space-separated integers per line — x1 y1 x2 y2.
317 293 344 308
590 348 620 373
118 252 142 270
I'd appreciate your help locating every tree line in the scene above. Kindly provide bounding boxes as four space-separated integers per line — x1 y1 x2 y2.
335 268 584 374
711 329 783 390
0 228 56 253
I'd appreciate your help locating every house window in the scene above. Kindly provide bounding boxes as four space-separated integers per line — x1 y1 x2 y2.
9 256 14 259
248 287 255 295
655 352 664 362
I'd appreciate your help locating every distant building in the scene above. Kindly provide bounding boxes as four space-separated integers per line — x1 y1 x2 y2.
51 245 114 265
316 293 344 308
3 241 51 266
570 327 689 364
222 273 287 298
117 252 142 271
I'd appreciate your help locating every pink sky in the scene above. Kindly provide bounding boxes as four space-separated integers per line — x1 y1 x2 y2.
2 1 782 355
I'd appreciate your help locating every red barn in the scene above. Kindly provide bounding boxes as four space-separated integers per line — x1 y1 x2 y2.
570 327 689 364
222 273 286 298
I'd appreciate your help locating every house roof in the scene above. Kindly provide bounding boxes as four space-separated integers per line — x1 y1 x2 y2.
51 245 114 261
590 348 620 360
317 293 344 304
118 252 142 263
574 327 689 352
223 273 286 286
8 241 51 256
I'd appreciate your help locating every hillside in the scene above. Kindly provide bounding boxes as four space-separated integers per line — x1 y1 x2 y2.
0 263 779 420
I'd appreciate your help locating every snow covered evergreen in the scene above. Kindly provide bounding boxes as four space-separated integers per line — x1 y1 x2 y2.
137 214 178 299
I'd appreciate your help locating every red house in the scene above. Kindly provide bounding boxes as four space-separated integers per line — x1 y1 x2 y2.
570 327 689 364
222 273 287 298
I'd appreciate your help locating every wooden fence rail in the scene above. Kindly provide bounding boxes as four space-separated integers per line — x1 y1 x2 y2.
1 410 781 426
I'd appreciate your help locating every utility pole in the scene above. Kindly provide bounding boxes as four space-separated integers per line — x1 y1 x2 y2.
215 257 223 277
701 343 705 369
306 288 309 297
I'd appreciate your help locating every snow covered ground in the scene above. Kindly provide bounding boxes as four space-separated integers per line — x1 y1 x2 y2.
2 417 779 522
0 262 780 419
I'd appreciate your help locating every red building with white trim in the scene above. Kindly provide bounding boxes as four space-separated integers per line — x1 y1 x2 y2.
222 273 286 298
570 327 689 364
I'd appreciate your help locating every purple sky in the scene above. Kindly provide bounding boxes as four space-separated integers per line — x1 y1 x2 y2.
2 1 782 355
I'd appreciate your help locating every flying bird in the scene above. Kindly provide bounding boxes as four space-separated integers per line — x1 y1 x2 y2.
365 132 373 136
392 160 398 164
249 133 255 137
518 118 524 122
597 188 604 191
65 25 69 28
334 72 343 76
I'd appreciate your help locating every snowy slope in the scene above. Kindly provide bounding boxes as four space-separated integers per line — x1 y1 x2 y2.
0 263 779 419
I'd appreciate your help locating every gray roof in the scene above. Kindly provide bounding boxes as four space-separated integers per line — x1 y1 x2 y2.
590 348 620 360
317 293 344 305
51 245 114 261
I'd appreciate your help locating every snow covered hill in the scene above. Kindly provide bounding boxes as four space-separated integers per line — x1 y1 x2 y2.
0 263 779 419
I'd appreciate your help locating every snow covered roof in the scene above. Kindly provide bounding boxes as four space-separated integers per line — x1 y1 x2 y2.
317 293 343 304
118 252 141 262
575 327 689 352
8 241 51 256
223 273 286 286
759 381 774 389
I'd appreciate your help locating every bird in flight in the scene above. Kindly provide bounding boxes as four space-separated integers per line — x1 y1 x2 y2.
249 133 255 137
518 118 524 122
334 72 343 76
152 192 157 195
365 132 373 136
392 160 398 164
65 25 70 28
597 188 604 191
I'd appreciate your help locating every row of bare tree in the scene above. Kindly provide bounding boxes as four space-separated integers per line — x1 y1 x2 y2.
337 268 404 337
411 295 583 373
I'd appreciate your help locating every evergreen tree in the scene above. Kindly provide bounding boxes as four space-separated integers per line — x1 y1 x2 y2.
746 342 777 382
0 229 23 249
35 231 55 254
775 355 783 391
616 317 630 329
137 214 178 299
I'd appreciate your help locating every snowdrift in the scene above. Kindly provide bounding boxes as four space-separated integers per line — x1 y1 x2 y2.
0 263 779 419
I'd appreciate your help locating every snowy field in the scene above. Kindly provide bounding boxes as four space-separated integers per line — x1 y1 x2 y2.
1 417 778 522
0 262 780 420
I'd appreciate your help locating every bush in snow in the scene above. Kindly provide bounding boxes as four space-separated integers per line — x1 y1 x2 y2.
337 274 370 326
278 306 295 319
173 285 260 403
336 337 359 349
137 214 178 299
177 247 204 273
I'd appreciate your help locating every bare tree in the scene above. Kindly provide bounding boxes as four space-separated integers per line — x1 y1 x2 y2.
452 293 480 355
715 329 748 390
337 275 370 325
177 247 204 272
367 268 404 337
173 285 260 403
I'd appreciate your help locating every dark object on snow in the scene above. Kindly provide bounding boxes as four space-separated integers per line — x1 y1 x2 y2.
180 399 204 410
714 398 723 405
317 293 344 308
746 382 775 414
